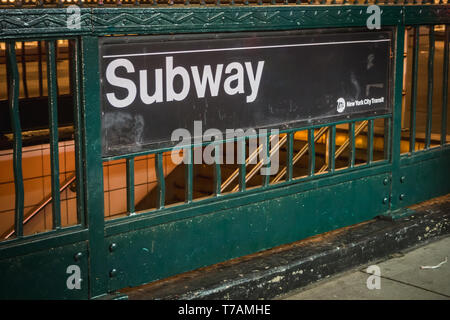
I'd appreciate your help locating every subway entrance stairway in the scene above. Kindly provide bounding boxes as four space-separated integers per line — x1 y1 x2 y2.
0 2 448 299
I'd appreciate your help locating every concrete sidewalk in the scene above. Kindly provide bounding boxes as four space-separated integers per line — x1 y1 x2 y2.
280 236 450 300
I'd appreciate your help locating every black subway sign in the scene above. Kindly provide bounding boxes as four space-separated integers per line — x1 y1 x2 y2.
100 29 392 157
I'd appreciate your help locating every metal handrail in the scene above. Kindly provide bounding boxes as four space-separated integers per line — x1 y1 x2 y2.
3 173 76 240
220 134 280 192
317 120 368 174
229 134 288 193
271 126 328 184
223 126 330 193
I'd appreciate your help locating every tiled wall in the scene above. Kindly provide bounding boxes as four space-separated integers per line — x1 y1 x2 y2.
0 140 180 239
0 140 76 237
103 153 179 219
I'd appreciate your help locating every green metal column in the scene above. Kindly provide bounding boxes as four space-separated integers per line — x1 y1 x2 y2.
390 25 406 212
80 36 108 299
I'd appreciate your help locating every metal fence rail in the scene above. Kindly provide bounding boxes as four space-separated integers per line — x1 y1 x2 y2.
1 38 85 242
101 114 391 220
0 2 448 299
0 0 449 7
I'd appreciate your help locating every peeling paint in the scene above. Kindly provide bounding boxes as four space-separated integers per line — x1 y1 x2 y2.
268 276 284 283
292 270 304 275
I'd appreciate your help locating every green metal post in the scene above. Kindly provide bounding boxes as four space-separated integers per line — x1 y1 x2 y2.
367 120 374 164
263 134 270 187
80 36 107 299
287 132 293 182
6 41 24 238
328 125 336 173
185 147 193 203
126 158 135 215
71 38 85 226
239 138 246 192
349 122 355 168
390 25 406 211
214 144 222 196
156 153 165 209
441 25 449 146
410 26 420 153
47 40 61 229
425 26 435 149
308 128 315 176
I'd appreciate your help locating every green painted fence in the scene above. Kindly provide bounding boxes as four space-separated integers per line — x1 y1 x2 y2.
0 1 449 299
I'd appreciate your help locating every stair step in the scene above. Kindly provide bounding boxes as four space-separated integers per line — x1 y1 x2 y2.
172 185 212 202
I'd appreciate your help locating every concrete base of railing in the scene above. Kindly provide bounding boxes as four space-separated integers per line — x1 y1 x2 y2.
117 194 450 300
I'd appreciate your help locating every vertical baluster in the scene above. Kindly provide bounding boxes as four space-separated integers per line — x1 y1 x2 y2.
185 147 193 203
80 35 107 297
126 158 135 215
68 42 74 97
21 42 28 99
71 38 85 226
214 144 222 196
308 128 315 176
239 137 246 192
410 27 420 152
349 122 355 168
6 41 24 238
425 26 435 149
47 40 61 229
441 25 449 146
155 153 165 209
38 41 43 97
328 125 336 173
367 120 374 164
384 117 392 162
287 132 293 182
264 134 271 187
55 40 60 96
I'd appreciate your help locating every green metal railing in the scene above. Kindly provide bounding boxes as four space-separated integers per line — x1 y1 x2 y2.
0 0 449 6
3 38 85 239
0 2 449 299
